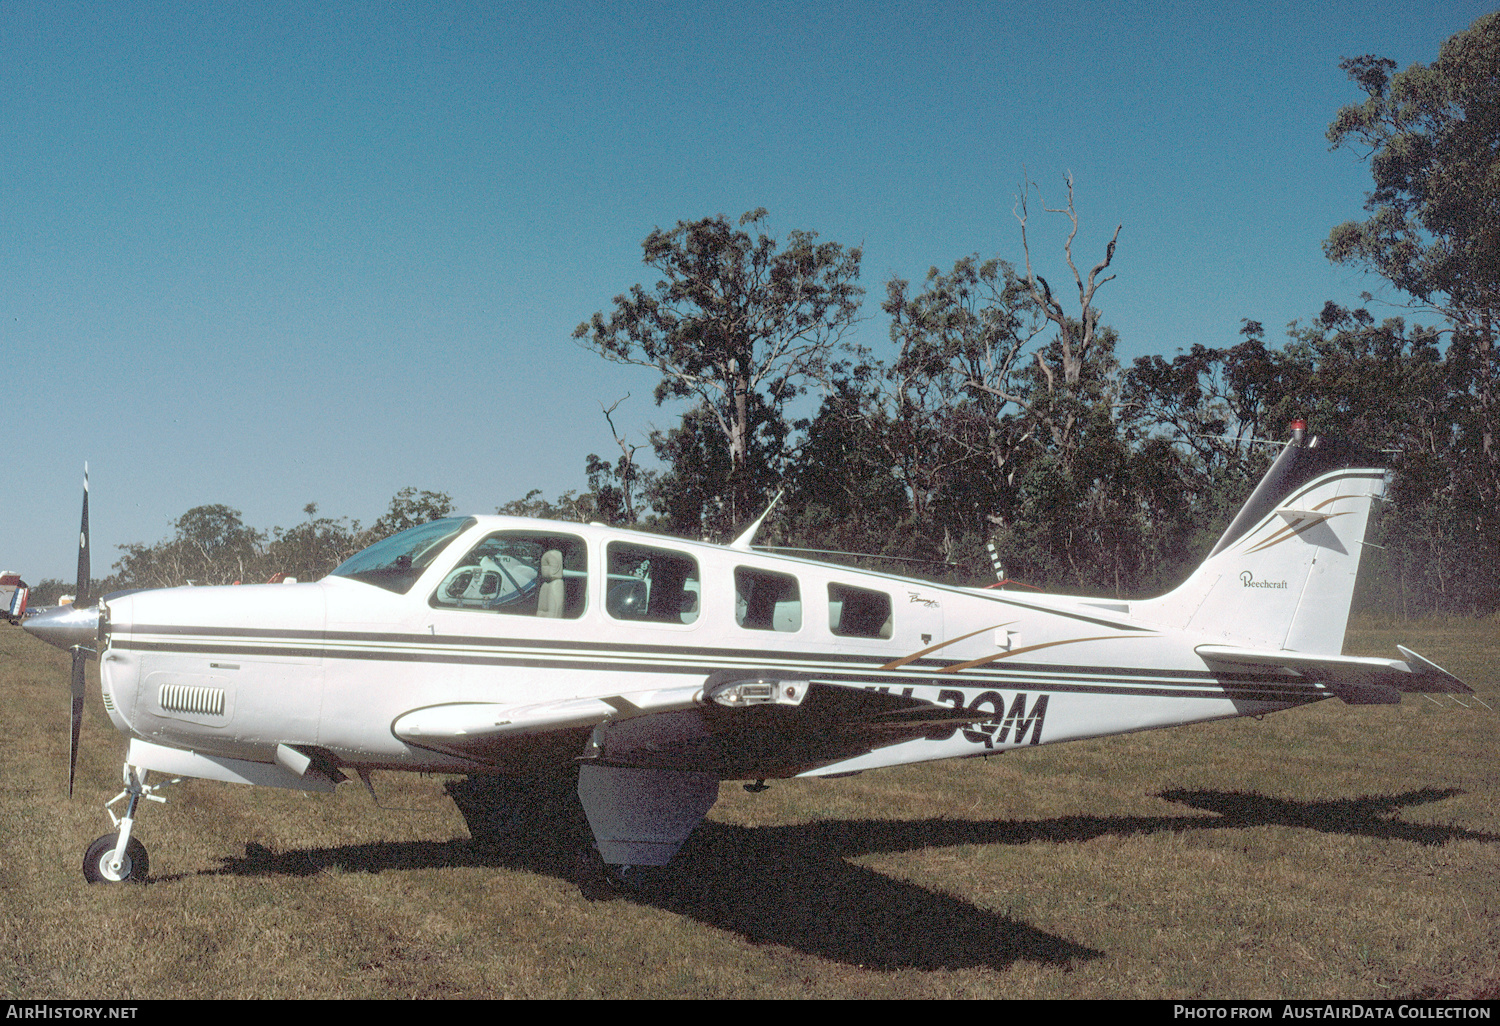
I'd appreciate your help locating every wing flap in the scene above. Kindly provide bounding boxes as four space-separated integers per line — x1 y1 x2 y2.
593 678 986 778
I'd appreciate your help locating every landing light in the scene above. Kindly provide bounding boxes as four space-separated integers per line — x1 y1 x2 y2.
707 679 806 708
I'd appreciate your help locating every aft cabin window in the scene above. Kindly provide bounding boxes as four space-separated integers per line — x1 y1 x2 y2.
735 567 801 632
828 583 893 639
430 531 587 619
606 542 700 625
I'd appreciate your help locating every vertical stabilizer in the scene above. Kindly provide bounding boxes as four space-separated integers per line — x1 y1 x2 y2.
1134 435 1386 655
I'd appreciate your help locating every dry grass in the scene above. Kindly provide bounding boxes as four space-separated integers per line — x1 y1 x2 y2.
1 616 1495 999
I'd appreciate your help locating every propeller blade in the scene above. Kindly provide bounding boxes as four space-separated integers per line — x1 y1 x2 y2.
72 465 90 797
76 464 91 608
68 650 85 798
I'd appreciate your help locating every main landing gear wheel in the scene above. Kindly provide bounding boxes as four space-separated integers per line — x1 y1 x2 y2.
82 833 148 884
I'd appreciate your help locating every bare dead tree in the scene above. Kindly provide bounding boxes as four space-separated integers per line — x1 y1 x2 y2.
1014 172 1123 453
599 395 645 521
1016 172 1122 385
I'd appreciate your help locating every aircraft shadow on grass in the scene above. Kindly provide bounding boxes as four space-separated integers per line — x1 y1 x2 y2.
1155 786 1493 846
172 785 1489 972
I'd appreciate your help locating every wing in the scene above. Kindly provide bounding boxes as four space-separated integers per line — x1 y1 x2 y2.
1196 644 1471 704
392 672 982 778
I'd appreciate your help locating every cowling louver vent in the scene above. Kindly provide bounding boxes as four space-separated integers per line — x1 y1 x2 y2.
159 683 226 717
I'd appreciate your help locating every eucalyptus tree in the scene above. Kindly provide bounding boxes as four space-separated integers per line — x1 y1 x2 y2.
264 504 362 582
573 209 863 537
1326 13 1500 507
879 255 1040 525
871 178 1134 591
110 505 266 589
362 488 456 541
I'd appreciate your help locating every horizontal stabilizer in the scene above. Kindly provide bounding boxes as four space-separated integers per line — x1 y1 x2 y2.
1396 645 1470 690
1196 644 1471 704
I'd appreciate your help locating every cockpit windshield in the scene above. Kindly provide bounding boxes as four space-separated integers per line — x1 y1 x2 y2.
330 517 474 594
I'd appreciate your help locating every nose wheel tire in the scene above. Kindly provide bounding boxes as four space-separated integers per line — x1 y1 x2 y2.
82 833 149 884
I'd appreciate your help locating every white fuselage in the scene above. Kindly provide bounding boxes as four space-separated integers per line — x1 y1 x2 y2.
96 515 1323 782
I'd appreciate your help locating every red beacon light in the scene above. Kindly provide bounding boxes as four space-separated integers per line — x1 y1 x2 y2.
1289 419 1307 446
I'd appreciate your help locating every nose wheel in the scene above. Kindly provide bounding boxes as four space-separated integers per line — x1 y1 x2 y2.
82 833 148 883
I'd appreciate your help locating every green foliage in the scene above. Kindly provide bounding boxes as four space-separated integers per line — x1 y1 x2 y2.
1326 14 1500 526
367 488 456 540
495 488 600 523
648 400 790 540
110 504 265 589
25 578 71 606
264 503 362 584
105 489 454 590
788 384 910 534
879 256 1036 520
574 210 863 534
1325 14 1500 322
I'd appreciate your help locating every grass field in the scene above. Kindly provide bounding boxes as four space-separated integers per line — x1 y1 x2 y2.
1 617 1495 999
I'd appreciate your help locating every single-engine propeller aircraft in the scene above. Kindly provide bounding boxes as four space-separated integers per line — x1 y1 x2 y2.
22 430 1471 886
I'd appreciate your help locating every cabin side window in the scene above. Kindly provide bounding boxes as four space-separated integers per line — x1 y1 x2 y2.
430 531 587 619
734 567 801 633
828 583 893 639
606 542 700 625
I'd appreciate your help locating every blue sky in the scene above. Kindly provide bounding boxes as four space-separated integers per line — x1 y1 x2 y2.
2 0 1492 584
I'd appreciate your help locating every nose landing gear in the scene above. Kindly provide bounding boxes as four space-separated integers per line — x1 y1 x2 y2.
82 763 175 884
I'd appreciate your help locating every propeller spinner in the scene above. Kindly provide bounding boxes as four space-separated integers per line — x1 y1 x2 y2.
22 465 101 796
